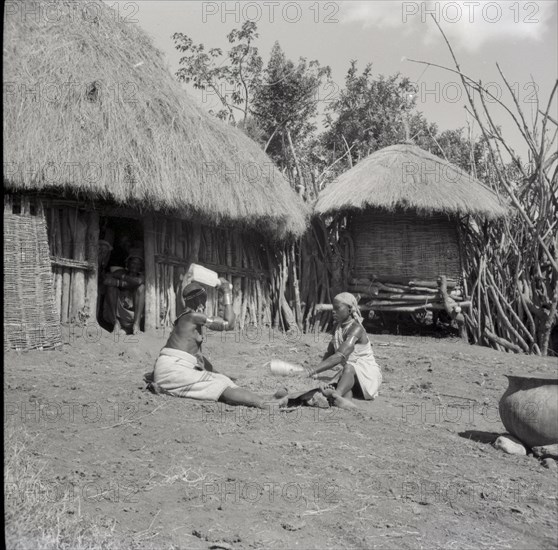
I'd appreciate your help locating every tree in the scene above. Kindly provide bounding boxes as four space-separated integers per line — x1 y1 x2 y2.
173 21 262 123
321 63 421 169
251 42 331 193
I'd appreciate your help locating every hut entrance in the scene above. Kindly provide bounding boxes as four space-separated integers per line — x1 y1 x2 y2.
98 216 144 330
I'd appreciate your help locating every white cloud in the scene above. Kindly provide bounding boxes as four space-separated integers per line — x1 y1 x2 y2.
341 1 556 52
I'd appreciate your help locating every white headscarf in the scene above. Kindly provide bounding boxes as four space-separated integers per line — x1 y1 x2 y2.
334 292 363 324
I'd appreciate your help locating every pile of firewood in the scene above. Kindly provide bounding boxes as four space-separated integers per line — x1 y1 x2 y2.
347 277 468 313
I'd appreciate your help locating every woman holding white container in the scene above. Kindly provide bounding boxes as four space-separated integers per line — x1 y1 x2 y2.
148 265 286 409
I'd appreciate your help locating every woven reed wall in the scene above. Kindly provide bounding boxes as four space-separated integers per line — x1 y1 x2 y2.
4 196 62 351
351 209 462 281
153 217 272 330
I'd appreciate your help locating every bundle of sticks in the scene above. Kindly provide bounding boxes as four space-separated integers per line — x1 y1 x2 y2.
316 276 470 320
348 277 469 313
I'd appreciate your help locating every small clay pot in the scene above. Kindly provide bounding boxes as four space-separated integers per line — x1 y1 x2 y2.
499 374 558 448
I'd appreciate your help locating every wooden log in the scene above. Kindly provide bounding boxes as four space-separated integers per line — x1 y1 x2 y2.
85 211 99 324
168 265 176 325
365 299 437 308
69 210 87 325
352 276 458 288
487 284 530 352
484 329 523 353
281 296 297 328
232 276 242 320
190 223 201 263
144 214 157 331
60 209 72 324
256 278 263 326
205 229 212 264
173 221 185 311
52 209 63 317
486 270 534 344
372 293 444 302
249 279 257 326
240 278 248 330
153 254 269 279
156 261 161 328
316 302 471 312
290 245 303 330
226 235 233 267
174 220 182 258
409 278 458 289
437 275 464 323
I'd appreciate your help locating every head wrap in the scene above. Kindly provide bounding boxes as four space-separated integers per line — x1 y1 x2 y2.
333 292 363 323
182 282 207 304
126 247 144 263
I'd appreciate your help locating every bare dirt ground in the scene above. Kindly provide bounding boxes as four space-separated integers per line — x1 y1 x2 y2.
5 325 558 549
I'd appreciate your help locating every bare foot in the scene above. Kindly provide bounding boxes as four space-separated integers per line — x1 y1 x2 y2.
112 320 126 335
320 387 359 410
273 388 289 399
132 323 141 335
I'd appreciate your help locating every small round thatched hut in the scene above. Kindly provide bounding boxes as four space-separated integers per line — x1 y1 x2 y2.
4 0 308 350
315 143 506 316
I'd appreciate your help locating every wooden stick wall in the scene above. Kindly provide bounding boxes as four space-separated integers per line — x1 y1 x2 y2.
150 216 273 330
43 204 297 333
45 205 99 326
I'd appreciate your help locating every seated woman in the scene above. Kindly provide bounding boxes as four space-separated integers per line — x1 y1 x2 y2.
149 278 286 409
306 292 382 409
103 249 145 335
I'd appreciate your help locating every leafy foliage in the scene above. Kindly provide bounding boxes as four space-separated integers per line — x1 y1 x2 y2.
174 21 262 122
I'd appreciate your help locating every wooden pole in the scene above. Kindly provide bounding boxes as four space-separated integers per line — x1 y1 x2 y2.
290 244 303 330
52 209 63 318
233 276 243 319
69 210 87 325
190 223 201 263
144 214 157 332
60 209 72 324
85 211 99 325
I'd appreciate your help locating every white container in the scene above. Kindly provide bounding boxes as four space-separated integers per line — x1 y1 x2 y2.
187 263 220 288
267 359 307 377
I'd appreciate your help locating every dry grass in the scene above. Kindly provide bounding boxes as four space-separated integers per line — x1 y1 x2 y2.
3 0 308 238
4 425 174 550
314 143 507 218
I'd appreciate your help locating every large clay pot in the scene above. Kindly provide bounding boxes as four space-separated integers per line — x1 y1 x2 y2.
499 374 558 448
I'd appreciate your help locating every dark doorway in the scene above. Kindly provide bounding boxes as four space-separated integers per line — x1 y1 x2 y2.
97 216 144 331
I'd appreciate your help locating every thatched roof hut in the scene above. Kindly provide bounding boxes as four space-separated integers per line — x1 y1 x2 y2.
4 0 307 237
314 143 507 317
3 0 307 350
315 143 506 219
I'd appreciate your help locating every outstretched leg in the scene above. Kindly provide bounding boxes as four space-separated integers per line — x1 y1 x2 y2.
219 387 287 409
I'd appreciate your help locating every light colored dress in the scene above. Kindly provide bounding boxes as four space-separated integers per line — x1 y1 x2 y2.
332 320 382 400
153 347 238 401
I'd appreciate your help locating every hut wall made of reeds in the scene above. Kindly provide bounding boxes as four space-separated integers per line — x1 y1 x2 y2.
31 196 273 338
150 214 272 330
4 195 62 350
350 209 462 282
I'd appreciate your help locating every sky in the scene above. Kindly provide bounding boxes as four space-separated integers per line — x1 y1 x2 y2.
108 1 558 159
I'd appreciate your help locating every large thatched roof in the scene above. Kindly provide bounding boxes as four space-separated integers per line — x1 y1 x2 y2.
3 0 308 238
315 143 507 218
